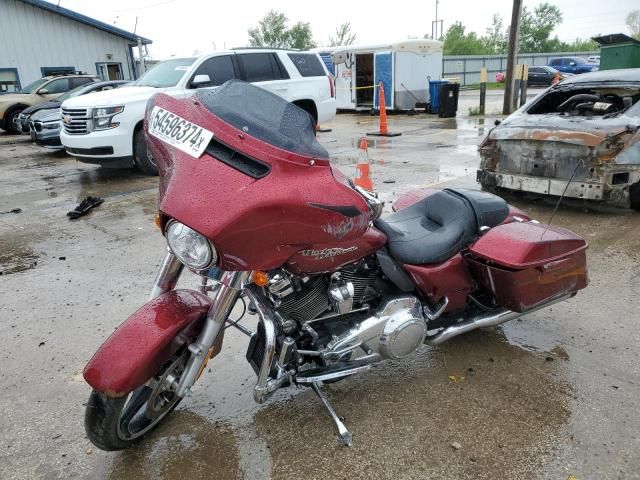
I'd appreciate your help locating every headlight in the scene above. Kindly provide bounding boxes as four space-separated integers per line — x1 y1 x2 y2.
165 221 216 269
92 106 124 131
43 121 61 129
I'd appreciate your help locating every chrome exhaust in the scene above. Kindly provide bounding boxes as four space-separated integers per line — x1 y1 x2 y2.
424 293 573 346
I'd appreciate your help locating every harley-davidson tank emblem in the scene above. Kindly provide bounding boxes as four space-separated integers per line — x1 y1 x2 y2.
299 246 358 259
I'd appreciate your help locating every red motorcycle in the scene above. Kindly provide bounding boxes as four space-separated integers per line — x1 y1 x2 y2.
83 81 588 450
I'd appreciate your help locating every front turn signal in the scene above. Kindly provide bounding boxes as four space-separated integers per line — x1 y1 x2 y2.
252 271 269 287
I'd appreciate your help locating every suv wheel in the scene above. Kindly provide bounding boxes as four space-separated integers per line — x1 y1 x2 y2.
133 129 158 176
5 109 24 134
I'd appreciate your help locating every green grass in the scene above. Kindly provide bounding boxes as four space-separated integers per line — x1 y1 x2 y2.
461 82 505 91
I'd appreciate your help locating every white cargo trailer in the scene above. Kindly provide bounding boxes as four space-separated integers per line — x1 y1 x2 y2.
317 40 443 111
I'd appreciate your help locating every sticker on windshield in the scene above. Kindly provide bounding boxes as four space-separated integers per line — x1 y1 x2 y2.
174 66 189 71
148 106 213 158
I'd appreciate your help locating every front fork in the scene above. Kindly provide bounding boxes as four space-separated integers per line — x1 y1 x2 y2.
150 250 250 397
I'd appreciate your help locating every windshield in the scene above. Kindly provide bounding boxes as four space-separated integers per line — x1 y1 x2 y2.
134 58 196 88
19 78 49 94
197 80 329 159
57 84 88 102
574 57 588 64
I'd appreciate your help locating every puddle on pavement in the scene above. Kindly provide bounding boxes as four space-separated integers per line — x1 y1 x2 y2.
0 235 40 275
253 327 571 480
104 411 242 479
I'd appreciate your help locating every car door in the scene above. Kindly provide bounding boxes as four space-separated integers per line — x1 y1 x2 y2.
564 58 577 74
41 78 70 99
236 52 291 100
528 67 541 85
186 54 238 94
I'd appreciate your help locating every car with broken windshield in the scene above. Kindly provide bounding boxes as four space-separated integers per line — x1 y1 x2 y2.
478 68 640 210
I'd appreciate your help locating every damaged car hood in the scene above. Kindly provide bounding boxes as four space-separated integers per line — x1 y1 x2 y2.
489 113 637 148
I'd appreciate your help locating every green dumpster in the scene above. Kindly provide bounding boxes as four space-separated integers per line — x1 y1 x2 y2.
593 34 640 70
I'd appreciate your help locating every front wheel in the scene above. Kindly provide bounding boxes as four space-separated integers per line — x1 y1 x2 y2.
132 129 158 176
85 351 187 450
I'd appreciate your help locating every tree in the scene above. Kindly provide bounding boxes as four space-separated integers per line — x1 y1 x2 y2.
288 21 316 49
519 2 563 53
443 22 488 55
482 14 507 54
247 10 315 49
329 22 357 47
627 10 640 39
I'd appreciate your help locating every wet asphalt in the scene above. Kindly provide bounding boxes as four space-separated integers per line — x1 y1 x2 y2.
0 105 639 479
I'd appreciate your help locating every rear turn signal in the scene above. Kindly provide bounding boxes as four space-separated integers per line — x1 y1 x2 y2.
252 271 269 287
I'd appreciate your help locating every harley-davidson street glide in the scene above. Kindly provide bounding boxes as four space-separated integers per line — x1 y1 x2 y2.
83 80 588 450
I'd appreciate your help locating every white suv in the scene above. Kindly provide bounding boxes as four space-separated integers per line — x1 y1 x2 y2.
60 49 336 174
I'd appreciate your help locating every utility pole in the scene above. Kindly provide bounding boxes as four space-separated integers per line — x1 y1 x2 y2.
134 16 145 78
431 0 443 40
503 0 523 115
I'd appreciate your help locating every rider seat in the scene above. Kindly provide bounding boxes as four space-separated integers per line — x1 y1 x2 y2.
374 189 509 265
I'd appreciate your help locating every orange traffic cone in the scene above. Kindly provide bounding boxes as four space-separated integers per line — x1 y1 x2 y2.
354 138 374 191
368 82 401 137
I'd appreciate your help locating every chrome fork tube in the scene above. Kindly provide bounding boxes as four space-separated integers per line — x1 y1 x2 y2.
149 249 184 300
175 270 251 397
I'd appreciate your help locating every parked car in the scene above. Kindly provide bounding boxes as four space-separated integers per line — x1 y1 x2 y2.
28 108 64 149
527 66 573 86
587 55 600 64
18 80 130 133
548 57 599 74
477 68 640 210
60 49 337 175
0 73 98 133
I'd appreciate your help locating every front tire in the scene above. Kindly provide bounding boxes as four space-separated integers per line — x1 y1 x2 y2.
85 351 186 450
5 109 24 134
133 129 158 176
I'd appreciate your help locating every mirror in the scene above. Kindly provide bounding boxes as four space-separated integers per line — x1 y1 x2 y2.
37 88 49 95
191 74 211 87
569 62 576 66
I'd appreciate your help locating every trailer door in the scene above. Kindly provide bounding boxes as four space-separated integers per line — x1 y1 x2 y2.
374 51 393 110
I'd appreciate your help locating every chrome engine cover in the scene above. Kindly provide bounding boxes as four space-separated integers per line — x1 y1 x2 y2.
324 296 425 362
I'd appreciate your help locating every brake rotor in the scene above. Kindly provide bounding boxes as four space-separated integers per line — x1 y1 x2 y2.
145 351 188 419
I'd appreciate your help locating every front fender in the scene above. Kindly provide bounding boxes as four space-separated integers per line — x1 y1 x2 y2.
83 289 211 397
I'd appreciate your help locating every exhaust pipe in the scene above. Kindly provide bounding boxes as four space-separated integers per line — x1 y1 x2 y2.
424 293 573 346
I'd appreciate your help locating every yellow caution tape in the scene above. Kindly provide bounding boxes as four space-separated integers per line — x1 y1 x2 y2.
335 84 377 91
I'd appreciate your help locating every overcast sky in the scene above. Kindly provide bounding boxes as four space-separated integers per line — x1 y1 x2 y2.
57 0 636 59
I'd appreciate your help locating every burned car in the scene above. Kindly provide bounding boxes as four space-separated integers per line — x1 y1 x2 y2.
478 68 640 210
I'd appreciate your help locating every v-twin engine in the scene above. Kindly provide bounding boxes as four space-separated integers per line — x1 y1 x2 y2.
323 297 426 363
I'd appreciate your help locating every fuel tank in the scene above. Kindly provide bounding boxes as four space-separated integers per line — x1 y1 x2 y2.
146 84 374 272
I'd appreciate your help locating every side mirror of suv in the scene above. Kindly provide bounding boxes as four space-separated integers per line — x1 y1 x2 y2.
569 62 576 66
37 88 49 95
191 74 211 88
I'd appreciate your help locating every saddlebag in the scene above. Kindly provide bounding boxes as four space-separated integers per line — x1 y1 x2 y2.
465 222 588 313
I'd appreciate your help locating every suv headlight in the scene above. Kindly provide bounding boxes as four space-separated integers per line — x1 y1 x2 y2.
165 221 216 269
92 106 124 131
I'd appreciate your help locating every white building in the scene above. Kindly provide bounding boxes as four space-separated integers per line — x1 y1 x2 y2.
0 0 151 93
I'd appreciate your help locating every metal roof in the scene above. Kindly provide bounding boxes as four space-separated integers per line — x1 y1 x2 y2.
16 0 152 44
592 33 640 46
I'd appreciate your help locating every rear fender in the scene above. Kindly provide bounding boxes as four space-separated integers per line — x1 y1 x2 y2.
392 188 531 223
83 290 211 397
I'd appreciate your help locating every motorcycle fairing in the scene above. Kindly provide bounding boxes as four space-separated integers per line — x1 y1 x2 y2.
146 86 373 273
83 290 211 396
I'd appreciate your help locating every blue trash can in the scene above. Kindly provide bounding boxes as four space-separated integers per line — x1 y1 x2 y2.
428 78 449 114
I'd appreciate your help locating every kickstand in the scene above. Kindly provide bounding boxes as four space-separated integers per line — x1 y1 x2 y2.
311 382 353 446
